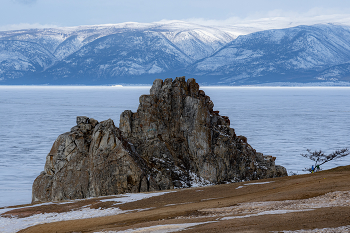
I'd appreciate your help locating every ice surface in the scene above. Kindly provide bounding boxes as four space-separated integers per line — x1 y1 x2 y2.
0 86 349 208
202 87 350 176
0 86 149 208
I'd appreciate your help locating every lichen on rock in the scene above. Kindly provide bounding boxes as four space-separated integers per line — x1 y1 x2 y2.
32 77 287 203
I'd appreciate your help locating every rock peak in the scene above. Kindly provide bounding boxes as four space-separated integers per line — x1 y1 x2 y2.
150 77 201 99
32 77 287 203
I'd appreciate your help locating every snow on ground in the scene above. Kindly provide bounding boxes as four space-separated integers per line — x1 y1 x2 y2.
189 191 350 232
1 191 349 233
99 191 174 204
220 209 314 220
235 181 274 189
280 225 350 233
0 207 127 233
0 191 172 233
95 222 216 233
200 191 350 218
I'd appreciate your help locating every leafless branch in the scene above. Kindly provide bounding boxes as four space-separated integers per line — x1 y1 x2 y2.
301 148 349 171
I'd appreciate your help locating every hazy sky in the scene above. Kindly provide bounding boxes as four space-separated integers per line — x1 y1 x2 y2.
1 0 350 30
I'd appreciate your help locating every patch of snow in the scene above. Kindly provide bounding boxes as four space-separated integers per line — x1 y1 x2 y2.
279 225 350 233
221 209 313 220
269 30 286 42
235 181 274 189
0 207 127 233
164 202 193 207
147 64 163 74
201 198 221 201
99 191 173 204
189 172 213 188
0 191 172 233
95 221 217 233
99 64 110 70
201 191 350 221
244 181 274 185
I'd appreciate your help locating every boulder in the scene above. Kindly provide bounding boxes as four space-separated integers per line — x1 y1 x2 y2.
32 77 287 203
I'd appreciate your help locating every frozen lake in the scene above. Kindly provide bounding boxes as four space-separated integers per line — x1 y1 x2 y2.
0 85 349 208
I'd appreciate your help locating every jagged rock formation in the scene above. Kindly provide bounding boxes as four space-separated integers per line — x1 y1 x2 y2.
32 77 287 203
32 117 151 202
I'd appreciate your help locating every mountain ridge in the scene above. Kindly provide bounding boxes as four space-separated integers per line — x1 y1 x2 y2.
1 21 350 85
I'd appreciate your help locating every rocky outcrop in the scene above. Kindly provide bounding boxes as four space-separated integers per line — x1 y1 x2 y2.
32 77 287 203
32 117 151 202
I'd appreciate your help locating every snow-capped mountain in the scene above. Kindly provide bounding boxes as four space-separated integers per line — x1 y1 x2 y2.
189 24 350 84
0 21 237 84
1 21 350 85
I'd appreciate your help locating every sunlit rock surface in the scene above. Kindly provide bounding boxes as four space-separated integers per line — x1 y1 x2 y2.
32 77 287 203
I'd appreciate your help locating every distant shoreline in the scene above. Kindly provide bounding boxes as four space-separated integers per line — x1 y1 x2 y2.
1 83 350 88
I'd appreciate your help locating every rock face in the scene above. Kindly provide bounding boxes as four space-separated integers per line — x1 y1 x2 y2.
32 77 287 203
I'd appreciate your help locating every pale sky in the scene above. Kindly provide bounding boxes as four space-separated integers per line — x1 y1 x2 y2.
1 0 350 31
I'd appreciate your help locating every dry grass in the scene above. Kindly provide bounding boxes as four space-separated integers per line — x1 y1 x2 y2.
1 165 348 233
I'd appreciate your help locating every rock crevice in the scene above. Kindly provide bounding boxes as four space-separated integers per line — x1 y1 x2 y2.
32 77 287 203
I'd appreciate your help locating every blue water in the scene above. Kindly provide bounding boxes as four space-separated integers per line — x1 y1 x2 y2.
0 86 349 207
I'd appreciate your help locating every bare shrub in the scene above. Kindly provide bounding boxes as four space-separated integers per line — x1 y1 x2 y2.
301 148 349 172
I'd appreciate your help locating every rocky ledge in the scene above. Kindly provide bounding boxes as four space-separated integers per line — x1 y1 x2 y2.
32 77 287 203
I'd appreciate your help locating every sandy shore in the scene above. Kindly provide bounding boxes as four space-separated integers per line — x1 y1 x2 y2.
1 165 350 233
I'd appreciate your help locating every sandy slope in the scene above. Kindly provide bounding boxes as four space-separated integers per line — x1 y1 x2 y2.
2 165 350 233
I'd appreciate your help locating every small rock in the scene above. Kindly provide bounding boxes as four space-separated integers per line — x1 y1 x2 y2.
76 116 89 125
